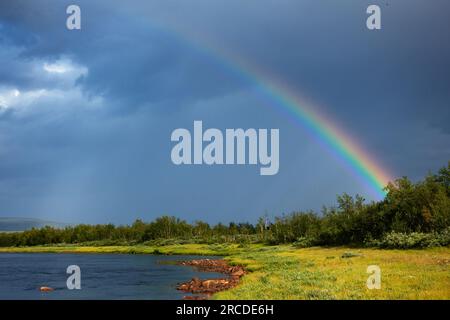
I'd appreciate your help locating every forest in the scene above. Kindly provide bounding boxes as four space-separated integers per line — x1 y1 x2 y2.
0 162 448 249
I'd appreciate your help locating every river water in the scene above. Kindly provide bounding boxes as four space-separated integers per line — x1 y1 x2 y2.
0 253 224 299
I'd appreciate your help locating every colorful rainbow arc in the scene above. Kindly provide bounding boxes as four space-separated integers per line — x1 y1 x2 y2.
231 62 391 199
148 20 393 199
254 77 391 199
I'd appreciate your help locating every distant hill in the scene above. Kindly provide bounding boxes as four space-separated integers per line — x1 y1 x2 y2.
0 217 68 232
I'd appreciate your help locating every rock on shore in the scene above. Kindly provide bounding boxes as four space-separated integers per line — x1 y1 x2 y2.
177 259 246 298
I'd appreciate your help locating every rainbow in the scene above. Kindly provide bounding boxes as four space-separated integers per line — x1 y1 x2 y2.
148 20 393 199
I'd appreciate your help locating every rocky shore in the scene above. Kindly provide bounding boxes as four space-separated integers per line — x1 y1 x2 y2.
177 259 245 299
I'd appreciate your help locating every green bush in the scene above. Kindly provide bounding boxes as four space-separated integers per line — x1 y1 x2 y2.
366 227 450 249
292 237 316 248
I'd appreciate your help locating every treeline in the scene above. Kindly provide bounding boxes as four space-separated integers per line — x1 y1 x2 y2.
0 217 257 247
0 162 449 248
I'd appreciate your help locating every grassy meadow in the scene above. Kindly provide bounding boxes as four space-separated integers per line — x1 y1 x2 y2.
216 245 450 300
1 244 449 300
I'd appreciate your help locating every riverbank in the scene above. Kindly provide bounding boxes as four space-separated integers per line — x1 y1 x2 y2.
1 244 449 299
0 243 251 255
177 259 246 299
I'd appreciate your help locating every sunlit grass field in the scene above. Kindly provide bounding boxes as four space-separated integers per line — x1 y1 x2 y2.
1 244 449 299
217 246 450 300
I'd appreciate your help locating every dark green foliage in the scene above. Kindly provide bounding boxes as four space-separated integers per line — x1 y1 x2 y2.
0 162 449 248
267 211 321 244
366 228 450 249
292 237 316 248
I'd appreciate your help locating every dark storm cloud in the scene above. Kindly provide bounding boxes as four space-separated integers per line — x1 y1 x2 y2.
1 0 448 125
0 0 449 223
0 0 248 112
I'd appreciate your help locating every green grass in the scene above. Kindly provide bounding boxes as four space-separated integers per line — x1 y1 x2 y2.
0 243 248 255
217 246 450 299
1 244 449 299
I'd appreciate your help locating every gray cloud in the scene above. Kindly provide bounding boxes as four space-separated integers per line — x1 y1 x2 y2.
0 0 449 223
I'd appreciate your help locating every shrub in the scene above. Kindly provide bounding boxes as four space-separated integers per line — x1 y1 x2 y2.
367 227 450 249
292 237 316 248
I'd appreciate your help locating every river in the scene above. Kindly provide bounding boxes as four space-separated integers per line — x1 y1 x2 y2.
0 253 224 299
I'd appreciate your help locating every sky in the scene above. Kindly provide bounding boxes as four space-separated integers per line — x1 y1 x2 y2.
0 0 449 224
